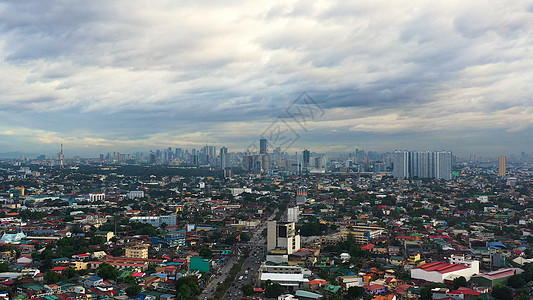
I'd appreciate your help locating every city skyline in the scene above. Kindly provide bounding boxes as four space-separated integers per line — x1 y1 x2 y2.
1 2 533 156
1 140 531 160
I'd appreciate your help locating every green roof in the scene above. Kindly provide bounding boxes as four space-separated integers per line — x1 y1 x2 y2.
21 284 42 291
323 284 341 294
118 270 132 278
146 291 163 297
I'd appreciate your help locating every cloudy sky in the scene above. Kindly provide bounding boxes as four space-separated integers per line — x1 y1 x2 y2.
1 0 533 158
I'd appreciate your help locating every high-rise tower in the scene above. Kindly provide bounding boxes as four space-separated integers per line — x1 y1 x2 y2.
393 150 452 180
259 138 268 154
58 143 65 167
302 149 310 170
220 147 228 169
498 155 506 177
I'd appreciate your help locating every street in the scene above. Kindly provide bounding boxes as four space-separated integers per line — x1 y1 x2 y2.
201 208 277 300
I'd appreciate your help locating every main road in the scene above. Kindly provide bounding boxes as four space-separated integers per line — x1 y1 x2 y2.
200 208 277 300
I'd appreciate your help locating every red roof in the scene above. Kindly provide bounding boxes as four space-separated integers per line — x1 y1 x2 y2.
309 279 329 285
365 284 386 291
474 268 516 280
397 284 413 289
50 267 68 271
361 243 375 250
395 288 408 295
414 262 468 274
448 287 481 296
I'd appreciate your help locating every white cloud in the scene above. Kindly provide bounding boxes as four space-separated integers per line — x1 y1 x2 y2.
0 1 532 156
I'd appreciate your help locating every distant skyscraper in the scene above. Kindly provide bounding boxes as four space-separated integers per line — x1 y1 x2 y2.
392 150 409 179
435 151 452 180
302 149 310 169
274 147 282 162
393 150 452 180
498 155 507 177
260 138 268 154
56 143 65 167
242 153 270 173
242 138 270 173
220 147 228 169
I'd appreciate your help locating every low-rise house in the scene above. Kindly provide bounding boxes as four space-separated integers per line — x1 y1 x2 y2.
84 276 104 288
471 268 523 287
364 284 388 294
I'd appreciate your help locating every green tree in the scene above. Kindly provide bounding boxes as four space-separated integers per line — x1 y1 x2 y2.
420 283 446 300
146 264 157 275
346 286 365 299
491 286 513 300
240 232 251 242
90 235 106 245
63 268 77 279
452 276 467 290
0 263 9 272
264 280 284 298
125 285 142 297
110 247 124 257
97 263 118 281
241 283 253 296
44 271 60 284
175 276 201 299
199 247 213 258
507 274 525 288
177 284 191 299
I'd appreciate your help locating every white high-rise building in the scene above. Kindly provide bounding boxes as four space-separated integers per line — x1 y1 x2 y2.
392 151 409 179
267 221 301 255
435 151 453 180
220 147 229 169
393 150 452 180
287 207 299 223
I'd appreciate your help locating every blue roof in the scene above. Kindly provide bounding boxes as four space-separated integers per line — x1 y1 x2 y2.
52 257 69 261
487 242 507 249
135 294 148 300
87 276 103 281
